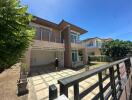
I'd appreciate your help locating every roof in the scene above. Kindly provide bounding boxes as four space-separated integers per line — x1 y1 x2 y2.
58 20 88 34
32 15 59 29
83 37 113 42
31 16 87 34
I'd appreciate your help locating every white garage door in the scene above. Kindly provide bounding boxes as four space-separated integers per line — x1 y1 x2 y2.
31 50 55 66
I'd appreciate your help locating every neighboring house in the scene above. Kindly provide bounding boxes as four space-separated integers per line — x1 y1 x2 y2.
28 16 88 68
83 37 112 55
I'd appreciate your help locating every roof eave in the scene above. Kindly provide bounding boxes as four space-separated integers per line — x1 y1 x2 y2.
58 20 88 34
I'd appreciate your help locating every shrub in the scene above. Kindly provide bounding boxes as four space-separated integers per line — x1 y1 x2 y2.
0 0 35 71
89 55 112 62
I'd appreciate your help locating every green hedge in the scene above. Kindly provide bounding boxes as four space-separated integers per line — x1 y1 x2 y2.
89 55 112 62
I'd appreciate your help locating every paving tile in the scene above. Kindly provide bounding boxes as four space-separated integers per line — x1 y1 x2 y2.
32 76 41 81
34 83 47 91
60 73 68 76
41 74 50 78
53 75 62 79
79 81 91 88
49 72 57 76
82 92 95 100
33 79 43 85
44 77 53 82
79 86 85 93
47 80 57 85
36 88 48 100
92 87 99 94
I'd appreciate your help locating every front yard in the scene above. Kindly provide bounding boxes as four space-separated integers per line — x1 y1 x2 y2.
0 62 108 100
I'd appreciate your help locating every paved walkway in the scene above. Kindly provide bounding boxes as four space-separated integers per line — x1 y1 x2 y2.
28 63 109 100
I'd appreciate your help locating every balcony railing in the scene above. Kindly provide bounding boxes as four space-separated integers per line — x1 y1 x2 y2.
49 57 132 100
31 40 64 51
71 43 85 49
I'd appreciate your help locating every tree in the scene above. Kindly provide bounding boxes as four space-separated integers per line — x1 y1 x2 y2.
101 39 132 61
0 0 35 71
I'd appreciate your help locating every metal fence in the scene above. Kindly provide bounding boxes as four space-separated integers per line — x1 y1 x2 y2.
49 57 132 100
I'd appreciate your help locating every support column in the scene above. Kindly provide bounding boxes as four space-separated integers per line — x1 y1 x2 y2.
61 26 72 68
82 48 88 64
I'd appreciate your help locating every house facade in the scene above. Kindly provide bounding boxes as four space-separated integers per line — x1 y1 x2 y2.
28 16 88 68
83 37 112 55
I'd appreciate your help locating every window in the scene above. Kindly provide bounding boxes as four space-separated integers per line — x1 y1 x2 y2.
71 32 79 43
41 28 51 41
35 27 51 41
36 27 41 40
72 50 78 62
87 41 94 47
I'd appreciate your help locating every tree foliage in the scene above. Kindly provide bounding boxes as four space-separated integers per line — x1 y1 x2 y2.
0 0 35 71
101 39 132 61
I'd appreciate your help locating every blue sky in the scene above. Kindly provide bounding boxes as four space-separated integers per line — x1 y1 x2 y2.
21 0 132 41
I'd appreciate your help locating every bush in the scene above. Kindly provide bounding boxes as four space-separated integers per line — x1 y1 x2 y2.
89 55 112 62
101 39 132 60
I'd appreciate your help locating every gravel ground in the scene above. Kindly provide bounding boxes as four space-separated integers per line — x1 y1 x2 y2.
0 63 27 100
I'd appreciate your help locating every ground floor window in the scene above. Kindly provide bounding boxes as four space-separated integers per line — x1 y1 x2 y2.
72 50 78 62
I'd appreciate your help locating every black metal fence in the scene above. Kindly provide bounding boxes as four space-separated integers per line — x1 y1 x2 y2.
49 57 132 100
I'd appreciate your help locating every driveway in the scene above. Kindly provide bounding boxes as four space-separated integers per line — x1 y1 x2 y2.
28 63 109 100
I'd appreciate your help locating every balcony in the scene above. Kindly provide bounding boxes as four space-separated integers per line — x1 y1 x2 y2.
31 40 64 51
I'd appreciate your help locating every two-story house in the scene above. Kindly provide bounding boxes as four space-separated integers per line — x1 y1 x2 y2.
83 37 112 55
26 16 88 69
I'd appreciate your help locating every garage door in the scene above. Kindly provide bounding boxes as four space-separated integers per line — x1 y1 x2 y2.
31 50 55 66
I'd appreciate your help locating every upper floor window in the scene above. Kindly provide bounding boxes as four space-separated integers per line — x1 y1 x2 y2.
35 27 51 41
35 27 41 40
71 32 79 43
87 41 94 47
41 27 51 41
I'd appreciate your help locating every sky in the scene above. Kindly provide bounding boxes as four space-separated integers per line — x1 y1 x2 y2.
21 0 132 41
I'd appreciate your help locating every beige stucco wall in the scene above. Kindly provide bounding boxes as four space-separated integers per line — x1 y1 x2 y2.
30 50 64 67
31 50 55 66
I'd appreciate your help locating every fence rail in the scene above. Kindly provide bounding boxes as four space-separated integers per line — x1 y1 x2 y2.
49 57 132 100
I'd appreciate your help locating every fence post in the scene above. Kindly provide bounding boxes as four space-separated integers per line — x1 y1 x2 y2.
60 84 68 97
109 67 117 100
74 83 80 100
124 58 131 78
116 64 122 89
49 84 58 100
98 72 104 100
